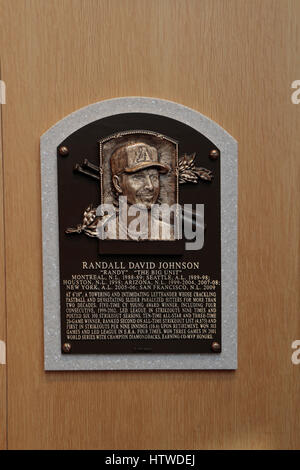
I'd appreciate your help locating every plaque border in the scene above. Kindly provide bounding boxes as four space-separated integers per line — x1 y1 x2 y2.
41 97 237 370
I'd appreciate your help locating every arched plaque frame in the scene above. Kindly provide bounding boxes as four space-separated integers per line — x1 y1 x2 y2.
41 97 237 370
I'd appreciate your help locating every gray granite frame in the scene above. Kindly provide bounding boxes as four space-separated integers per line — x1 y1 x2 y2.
41 97 237 370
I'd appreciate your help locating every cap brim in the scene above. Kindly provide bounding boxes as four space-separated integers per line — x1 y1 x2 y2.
124 161 170 174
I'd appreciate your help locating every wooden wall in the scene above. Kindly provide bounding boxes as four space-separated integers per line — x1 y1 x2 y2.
0 0 299 449
0 61 7 450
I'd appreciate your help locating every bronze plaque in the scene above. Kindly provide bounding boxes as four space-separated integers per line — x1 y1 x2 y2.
57 112 221 355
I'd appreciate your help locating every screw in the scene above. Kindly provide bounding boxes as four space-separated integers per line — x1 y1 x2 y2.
209 149 219 160
211 341 221 352
58 146 69 156
62 342 71 353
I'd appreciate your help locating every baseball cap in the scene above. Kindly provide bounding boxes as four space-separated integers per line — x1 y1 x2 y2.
110 142 170 176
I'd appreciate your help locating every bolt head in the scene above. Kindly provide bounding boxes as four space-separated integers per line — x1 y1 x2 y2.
211 341 221 352
58 146 69 156
62 343 71 353
209 149 219 160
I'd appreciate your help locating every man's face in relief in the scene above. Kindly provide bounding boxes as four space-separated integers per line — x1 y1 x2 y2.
118 167 160 209
111 142 170 210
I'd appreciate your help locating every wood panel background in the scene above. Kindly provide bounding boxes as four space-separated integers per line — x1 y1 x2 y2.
0 0 299 449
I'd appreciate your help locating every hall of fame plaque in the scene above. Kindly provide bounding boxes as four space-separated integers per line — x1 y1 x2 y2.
41 97 237 370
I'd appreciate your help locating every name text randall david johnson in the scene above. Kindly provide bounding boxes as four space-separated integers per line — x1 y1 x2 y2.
82 261 200 270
